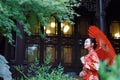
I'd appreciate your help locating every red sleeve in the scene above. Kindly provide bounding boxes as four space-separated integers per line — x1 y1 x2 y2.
84 52 99 71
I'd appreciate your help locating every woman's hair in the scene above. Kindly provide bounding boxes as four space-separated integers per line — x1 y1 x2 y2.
87 38 97 49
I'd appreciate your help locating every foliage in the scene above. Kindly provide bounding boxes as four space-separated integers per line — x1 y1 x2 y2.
0 0 80 44
14 54 78 80
99 55 120 80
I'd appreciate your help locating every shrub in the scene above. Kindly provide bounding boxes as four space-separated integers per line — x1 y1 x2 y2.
14 54 78 80
99 55 120 80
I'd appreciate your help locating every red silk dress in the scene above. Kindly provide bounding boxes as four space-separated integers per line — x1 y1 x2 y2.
80 50 99 80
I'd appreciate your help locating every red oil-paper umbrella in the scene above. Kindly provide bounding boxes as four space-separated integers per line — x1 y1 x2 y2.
88 25 116 66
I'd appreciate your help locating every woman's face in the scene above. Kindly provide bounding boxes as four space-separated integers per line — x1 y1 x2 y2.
84 38 92 49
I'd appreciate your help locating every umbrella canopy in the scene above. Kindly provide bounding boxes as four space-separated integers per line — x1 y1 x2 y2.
88 26 116 66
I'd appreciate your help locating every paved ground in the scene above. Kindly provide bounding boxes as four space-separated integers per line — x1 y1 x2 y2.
73 75 81 80
66 72 81 80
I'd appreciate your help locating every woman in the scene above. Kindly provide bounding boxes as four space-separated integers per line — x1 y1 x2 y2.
79 38 99 80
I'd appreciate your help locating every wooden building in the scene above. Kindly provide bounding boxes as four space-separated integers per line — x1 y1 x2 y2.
0 0 120 75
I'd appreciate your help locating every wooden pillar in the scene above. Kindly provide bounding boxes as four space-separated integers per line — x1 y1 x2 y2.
4 38 10 61
96 0 106 33
57 21 62 64
40 26 44 64
99 0 105 32
72 17 79 67
15 22 25 65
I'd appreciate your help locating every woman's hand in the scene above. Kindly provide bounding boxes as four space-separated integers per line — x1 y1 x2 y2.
79 70 86 78
80 56 85 64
